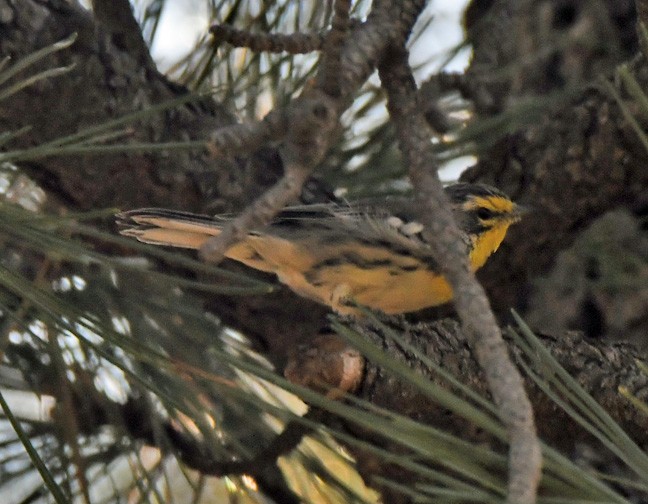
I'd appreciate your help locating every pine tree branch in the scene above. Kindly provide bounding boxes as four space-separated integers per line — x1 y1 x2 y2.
319 0 351 97
200 93 338 262
209 24 325 54
353 319 648 448
32 321 648 498
200 0 429 263
92 0 157 70
378 47 541 503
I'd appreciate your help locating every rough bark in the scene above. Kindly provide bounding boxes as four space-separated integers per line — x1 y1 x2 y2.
351 319 648 447
460 0 647 325
339 318 648 504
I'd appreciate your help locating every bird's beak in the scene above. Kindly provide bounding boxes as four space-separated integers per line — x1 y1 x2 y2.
511 203 532 221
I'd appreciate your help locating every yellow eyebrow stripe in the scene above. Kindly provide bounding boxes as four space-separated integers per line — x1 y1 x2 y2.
464 195 514 213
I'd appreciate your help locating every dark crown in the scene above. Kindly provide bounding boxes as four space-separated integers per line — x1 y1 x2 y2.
445 183 509 204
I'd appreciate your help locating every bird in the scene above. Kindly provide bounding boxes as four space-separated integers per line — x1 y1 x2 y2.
117 183 525 316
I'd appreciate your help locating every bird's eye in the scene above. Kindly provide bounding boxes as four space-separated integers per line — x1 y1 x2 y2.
476 207 495 220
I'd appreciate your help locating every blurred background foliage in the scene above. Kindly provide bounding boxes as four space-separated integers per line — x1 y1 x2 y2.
0 0 646 503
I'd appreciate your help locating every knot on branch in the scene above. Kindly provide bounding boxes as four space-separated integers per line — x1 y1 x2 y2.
283 93 339 166
206 108 286 158
284 333 364 399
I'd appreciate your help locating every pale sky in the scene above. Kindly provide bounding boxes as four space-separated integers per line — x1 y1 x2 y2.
150 0 470 75
148 0 473 180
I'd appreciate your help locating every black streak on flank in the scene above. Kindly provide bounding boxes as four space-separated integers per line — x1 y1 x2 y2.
359 239 417 259
312 257 344 268
337 252 393 270
305 253 396 284
246 250 264 262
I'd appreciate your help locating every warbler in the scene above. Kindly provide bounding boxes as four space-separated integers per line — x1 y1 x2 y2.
117 183 524 315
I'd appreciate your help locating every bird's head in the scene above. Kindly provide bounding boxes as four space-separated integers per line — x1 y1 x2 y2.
445 183 527 269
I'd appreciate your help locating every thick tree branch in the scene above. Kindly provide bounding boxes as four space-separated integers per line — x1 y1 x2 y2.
36 320 648 503
351 319 648 451
92 0 156 70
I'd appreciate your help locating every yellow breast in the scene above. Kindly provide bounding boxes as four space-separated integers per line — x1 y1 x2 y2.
230 222 514 315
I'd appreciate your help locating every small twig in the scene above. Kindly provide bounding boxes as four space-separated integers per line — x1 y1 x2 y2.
181 415 316 477
203 17 348 264
201 0 429 265
636 1 648 56
319 0 352 97
201 93 338 263
130 398 308 504
210 24 325 54
165 415 312 504
378 48 541 504
417 72 471 133
199 160 311 262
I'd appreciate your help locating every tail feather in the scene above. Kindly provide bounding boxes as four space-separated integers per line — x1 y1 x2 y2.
117 207 316 274
121 227 216 249
117 209 224 249
117 209 284 273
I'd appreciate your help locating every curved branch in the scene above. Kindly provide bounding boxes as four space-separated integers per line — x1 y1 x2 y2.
378 48 541 503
